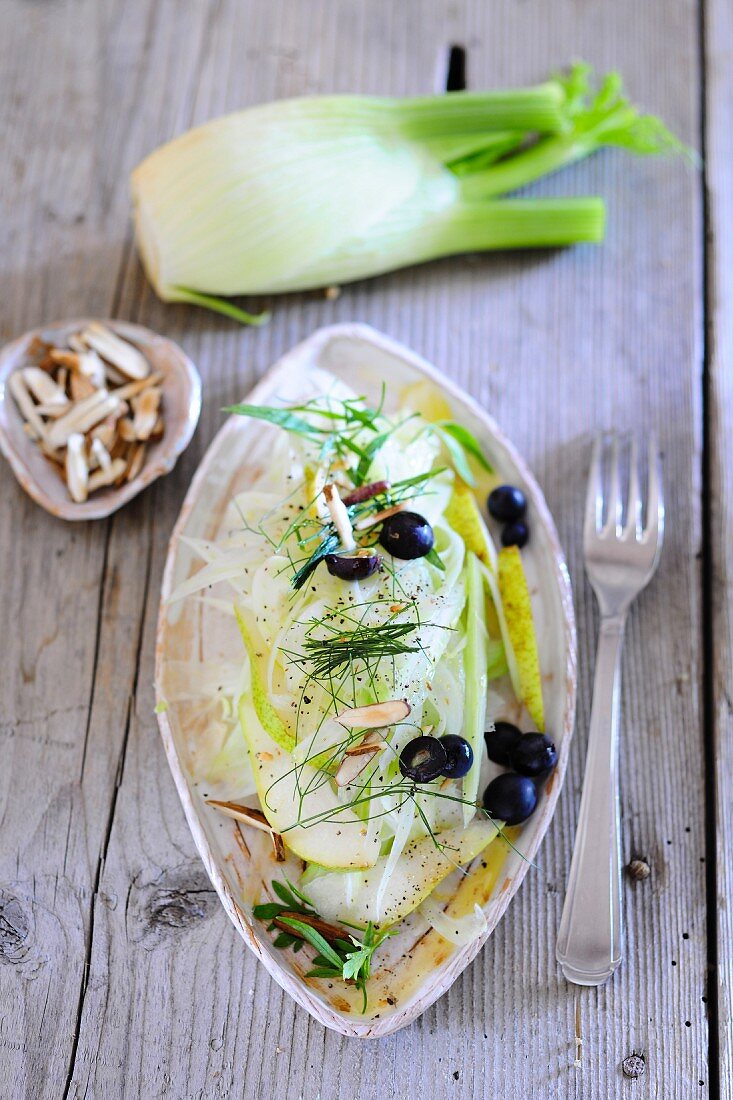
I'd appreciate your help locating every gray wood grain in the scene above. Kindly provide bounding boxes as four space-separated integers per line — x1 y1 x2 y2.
705 0 733 1091
0 0 710 1097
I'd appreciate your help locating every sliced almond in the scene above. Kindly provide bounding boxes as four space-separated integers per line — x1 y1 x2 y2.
90 418 117 450
65 433 89 503
87 458 126 493
125 441 146 482
78 350 106 388
82 322 150 381
132 386 160 441
91 438 112 472
26 336 51 362
46 390 119 449
70 371 97 401
336 698 411 730
48 348 81 371
39 439 65 466
149 415 164 441
354 502 407 531
206 799 286 860
67 335 108 386
56 366 68 396
8 372 46 440
34 403 72 419
335 740 382 787
112 371 164 402
21 366 68 408
117 416 137 442
323 482 355 551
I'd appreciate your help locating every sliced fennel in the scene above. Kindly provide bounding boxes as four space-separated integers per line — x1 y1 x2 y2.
304 819 500 927
131 65 683 312
462 552 489 825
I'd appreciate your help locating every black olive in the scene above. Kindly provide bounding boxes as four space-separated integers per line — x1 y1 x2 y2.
482 773 538 825
511 733 557 777
379 512 434 560
484 721 521 766
501 520 529 548
399 736 447 783
439 735 474 778
487 485 527 522
325 553 382 581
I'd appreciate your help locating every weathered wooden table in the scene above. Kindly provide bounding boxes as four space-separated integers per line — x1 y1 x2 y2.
2 1 731 1097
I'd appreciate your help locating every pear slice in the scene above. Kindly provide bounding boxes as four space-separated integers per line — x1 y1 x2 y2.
399 379 453 423
497 546 545 731
444 479 498 575
237 695 381 869
304 818 500 927
234 605 294 752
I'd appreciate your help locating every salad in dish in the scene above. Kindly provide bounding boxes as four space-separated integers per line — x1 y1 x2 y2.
166 369 555 1010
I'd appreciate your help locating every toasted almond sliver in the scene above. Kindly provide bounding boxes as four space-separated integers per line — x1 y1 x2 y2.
87 458 126 493
112 370 164 402
149 415 164 441
117 416 137 442
39 439 65 465
344 740 383 757
65 433 89 503
132 386 160 441
27 336 51 362
56 366 68 395
335 741 382 787
34 402 71 419
22 366 67 407
206 800 274 832
323 482 355 551
90 419 116 450
354 502 407 532
71 371 97 401
46 390 118 449
336 698 411 730
78 349 106 388
49 348 81 370
8 372 46 440
91 438 112 472
125 441 146 482
82 322 150 381
271 832 286 862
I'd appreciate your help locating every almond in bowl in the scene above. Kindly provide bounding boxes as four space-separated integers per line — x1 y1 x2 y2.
0 319 201 520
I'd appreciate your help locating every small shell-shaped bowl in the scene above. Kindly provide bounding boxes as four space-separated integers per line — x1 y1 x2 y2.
0 318 201 520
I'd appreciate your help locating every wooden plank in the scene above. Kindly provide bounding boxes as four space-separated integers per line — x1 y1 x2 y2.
705 0 733 1090
0 0 706 1097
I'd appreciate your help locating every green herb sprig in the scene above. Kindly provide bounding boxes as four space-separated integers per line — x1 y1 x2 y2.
253 879 395 1011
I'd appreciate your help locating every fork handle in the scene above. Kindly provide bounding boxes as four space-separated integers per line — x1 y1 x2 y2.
556 614 625 985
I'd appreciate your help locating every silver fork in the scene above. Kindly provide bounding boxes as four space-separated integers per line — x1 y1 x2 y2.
556 433 664 985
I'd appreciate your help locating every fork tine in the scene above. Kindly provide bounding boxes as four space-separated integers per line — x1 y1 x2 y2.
584 433 603 542
644 434 664 545
624 435 642 538
603 433 621 534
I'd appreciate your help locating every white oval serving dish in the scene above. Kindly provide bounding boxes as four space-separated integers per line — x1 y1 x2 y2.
155 323 576 1037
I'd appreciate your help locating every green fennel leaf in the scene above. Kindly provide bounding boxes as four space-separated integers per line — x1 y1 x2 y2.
435 427 475 485
225 404 318 437
424 547 446 572
438 421 492 472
